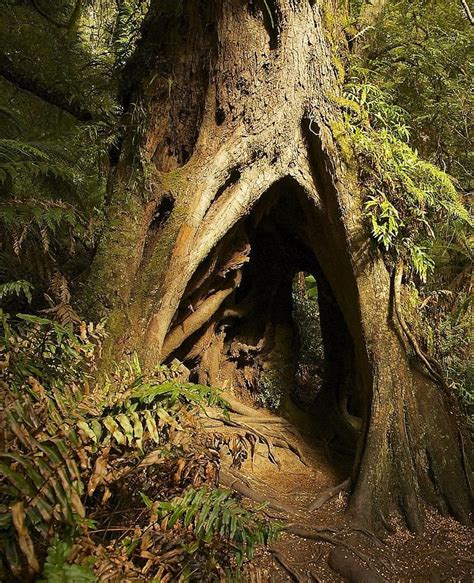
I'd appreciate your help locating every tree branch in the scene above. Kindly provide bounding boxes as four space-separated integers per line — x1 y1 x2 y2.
30 0 67 28
0 58 94 122
460 0 474 25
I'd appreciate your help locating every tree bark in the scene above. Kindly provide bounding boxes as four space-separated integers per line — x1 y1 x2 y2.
82 0 472 532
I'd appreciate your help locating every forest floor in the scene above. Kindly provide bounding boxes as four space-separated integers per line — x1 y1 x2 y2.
205 394 473 582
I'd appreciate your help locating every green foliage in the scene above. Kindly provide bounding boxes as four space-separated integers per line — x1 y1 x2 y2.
427 293 473 435
142 487 280 571
39 539 97 583
0 103 106 307
348 2 473 434
304 274 318 299
292 274 323 363
341 74 471 280
112 0 151 68
0 314 276 580
352 0 473 189
0 139 53 184
0 281 34 304
257 371 284 410
76 363 228 451
0 1 119 121
1 311 100 389
0 316 105 576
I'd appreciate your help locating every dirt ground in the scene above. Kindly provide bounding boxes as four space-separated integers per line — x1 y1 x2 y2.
211 396 474 582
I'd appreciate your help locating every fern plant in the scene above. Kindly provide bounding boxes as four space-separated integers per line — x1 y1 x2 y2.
339 65 473 435
0 281 34 304
1 311 100 389
76 374 228 452
0 315 243 580
0 105 106 310
38 538 97 583
142 487 281 572
340 72 471 281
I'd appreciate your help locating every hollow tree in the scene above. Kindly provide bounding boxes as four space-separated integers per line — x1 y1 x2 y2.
83 0 472 532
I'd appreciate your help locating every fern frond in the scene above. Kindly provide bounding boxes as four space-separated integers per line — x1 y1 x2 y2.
144 487 281 567
0 280 34 304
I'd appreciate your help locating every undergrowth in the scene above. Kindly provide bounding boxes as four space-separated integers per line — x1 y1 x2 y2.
292 274 324 406
0 312 279 581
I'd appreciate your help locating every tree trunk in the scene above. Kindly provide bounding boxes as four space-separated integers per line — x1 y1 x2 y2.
82 0 472 532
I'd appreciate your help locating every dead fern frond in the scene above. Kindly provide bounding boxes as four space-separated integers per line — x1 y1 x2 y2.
49 272 71 305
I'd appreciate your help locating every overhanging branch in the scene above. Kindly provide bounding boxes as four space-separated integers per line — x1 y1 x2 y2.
0 59 94 122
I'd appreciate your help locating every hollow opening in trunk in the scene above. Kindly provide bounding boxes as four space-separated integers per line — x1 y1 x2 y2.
165 177 362 459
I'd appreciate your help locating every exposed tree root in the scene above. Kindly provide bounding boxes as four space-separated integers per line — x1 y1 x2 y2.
347 527 386 550
207 393 468 581
328 548 384 583
237 421 280 466
203 391 316 468
308 477 351 511
231 415 294 426
271 549 305 583
219 392 270 416
219 467 291 514
377 509 396 534
212 413 281 466
270 436 309 466
285 524 378 574
309 570 323 582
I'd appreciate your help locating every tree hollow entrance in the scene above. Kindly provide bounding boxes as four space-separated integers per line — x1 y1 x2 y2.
164 178 362 459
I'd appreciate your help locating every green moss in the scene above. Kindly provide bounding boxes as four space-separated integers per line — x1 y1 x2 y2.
330 120 355 167
320 3 350 52
331 56 346 85
158 168 189 193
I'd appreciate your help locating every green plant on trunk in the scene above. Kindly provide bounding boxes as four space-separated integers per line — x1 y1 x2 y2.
341 72 471 281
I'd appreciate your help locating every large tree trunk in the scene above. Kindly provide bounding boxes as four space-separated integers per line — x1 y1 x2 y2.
82 0 472 532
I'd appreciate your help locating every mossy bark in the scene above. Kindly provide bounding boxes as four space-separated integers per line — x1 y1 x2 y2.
83 0 472 531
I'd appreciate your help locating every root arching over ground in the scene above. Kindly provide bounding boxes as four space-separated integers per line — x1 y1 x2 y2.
202 391 473 582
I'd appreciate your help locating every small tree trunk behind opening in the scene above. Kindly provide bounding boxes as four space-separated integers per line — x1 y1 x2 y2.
82 0 472 532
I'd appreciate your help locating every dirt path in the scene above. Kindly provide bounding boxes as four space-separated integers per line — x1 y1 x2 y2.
204 394 474 582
